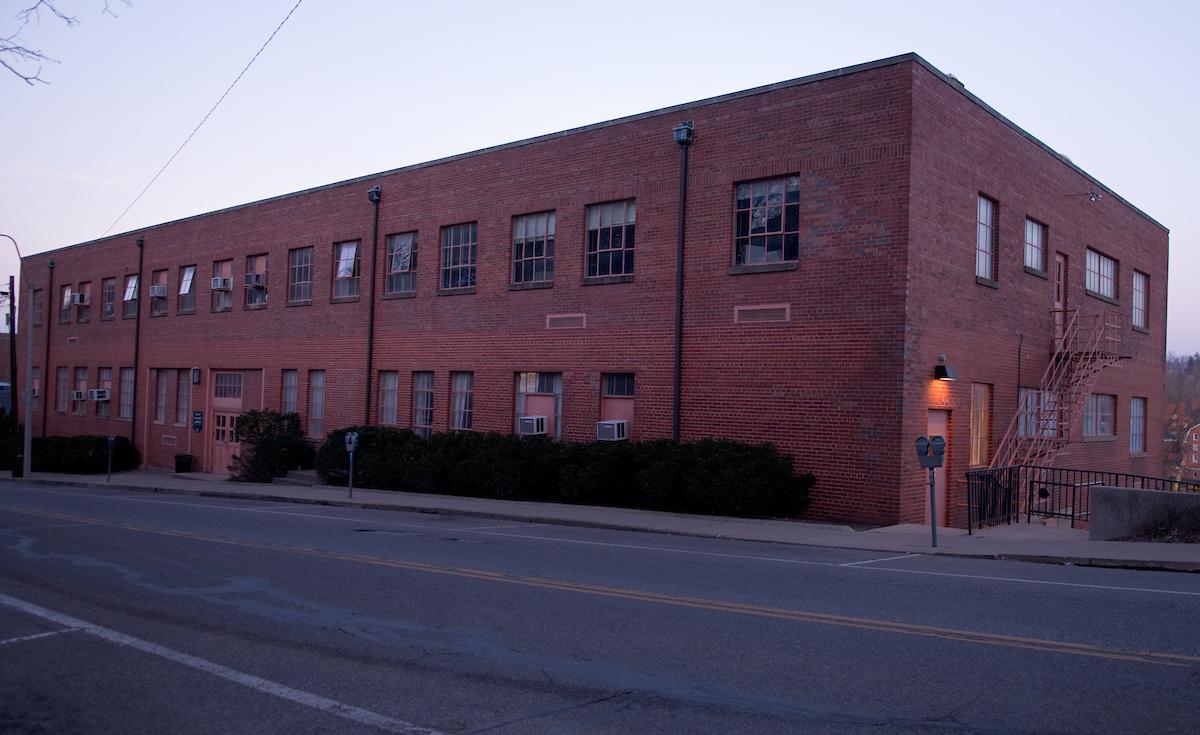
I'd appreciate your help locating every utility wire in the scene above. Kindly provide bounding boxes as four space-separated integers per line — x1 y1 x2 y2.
103 0 304 236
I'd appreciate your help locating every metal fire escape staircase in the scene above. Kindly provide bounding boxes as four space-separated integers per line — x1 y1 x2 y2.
991 309 1125 474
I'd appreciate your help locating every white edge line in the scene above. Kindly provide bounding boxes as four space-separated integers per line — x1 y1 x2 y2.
839 553 921 567
0 592 443 735
859 566 1200 597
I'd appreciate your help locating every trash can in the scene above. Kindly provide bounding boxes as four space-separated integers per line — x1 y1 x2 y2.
174 453 193 473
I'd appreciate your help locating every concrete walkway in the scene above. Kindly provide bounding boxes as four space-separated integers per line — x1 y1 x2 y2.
3 469 1198 572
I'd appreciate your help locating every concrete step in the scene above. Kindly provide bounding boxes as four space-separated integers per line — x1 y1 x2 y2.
272 469 323 487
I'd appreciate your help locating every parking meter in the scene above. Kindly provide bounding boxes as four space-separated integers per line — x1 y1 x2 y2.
915 435 946 547
106 435 117 483
345 432 359 498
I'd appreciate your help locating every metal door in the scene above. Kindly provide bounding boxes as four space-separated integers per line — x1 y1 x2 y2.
211 412 240 474
926 410 949 527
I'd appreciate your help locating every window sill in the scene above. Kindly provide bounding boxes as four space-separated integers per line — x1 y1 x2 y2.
1132 325 1150 335
330 295 361 304
437 287 476 296
509 281 554 291
76 319 90 325
975 276 1000 289
1082 435 1116 443
244 303 269 311
381 291 416 300
286 300 313 308
1023 266 1048 280
1085 290 1119 306
122 314 137 320
177 309 196 316
728 262 799 276
1130 451 1149 457
149 313 167 318
211 307 232 314
100 316 114 322
581 274 633 286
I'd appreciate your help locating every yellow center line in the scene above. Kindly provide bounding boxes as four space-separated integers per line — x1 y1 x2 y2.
3 504 1197 668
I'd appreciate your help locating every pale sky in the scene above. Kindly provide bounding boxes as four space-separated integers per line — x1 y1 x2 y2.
2 0 1197 352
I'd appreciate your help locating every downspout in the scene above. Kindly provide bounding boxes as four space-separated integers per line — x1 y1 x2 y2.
364 185 382 425
130 237 145 447
671 121 694 441
40 260 53 437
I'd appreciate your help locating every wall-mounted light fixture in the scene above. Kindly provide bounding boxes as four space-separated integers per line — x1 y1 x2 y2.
934 353 958 381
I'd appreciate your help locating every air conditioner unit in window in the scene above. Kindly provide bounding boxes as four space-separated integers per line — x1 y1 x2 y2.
148 285 167 299
243 272 266 288
596 420 628 441
70 390 85 401
211 277 232 291
517 415 547 436
88 388 110 401
68 292 89 306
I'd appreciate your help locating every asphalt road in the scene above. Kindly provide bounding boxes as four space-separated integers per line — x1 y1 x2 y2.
1 482 1198 734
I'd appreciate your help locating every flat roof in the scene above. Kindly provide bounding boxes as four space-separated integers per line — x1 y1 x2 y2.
33 51 1166 259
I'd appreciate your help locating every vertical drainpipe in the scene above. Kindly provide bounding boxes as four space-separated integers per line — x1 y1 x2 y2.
671 121 694 441
364 185 382 425
130 237 145 447
40 260 54 437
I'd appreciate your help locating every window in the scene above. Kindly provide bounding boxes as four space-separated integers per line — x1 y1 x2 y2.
288 247 313 303
154 369 169 423
451 372 474 430
1130 397 1146 453
100 279 115 320
308 370 325 438
76 282 92 322
122 275 139 318
385 233 418 294
1084 394 1116 437
413 371 434 438
1132 271 1148 329
119 368 134 419
212 260 233 311
969 383 992 466
1086 248 1117 299
586 201 635 277
1024 218 1046 272
513 213 554 284
150 269 168 316
976 195 997 281
73 367 87 416
59 285 71 324
600 372 635 431
32 289 44 326
440 224 477 290
176 369 190 425
97 367 112 418
178 266 197 313
214 372 243 398
31 367 39 413
333 241 361 298
281 369 298 414
245 254 268 307
515 371 563 439
602 373 635 398
378 371 398 425
1018 388 1057 438
56 367 68 413
734 177 799 266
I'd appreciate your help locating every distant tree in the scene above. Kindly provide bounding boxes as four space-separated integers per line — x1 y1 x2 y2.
1 1 129 86
1164 352 1200 477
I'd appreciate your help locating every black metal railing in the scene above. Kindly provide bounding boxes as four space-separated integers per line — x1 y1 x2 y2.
965 465 1200 533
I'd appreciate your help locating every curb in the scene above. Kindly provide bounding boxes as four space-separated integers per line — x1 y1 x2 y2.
5 477 1199 572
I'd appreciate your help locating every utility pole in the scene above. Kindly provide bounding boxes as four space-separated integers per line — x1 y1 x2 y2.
7 275 19 477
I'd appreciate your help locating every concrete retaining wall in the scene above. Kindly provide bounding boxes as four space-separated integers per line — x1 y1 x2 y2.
1090 486 1200 541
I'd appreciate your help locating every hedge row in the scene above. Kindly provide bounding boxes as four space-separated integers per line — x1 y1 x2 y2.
229 410 314 482
29 435 140 474
316 427 813 518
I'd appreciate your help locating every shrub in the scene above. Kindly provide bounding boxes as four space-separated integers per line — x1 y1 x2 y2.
30 435 140 474
316 428 813 518
229 410 314 482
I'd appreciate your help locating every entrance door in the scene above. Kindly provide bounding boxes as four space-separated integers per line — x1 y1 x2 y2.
926 410 949 527
211 412 240 475
1054 253 1067 345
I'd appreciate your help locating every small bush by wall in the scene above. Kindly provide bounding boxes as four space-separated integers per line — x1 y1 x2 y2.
30 435 140 474
230 410 314 482
317 428 813 518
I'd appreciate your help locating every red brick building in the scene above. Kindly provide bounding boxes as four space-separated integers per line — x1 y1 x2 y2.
18 53 1168 525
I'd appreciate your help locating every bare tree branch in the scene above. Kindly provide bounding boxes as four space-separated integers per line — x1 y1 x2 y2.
2 1 130 85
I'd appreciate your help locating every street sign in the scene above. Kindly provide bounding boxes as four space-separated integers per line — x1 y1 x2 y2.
192 411 203 433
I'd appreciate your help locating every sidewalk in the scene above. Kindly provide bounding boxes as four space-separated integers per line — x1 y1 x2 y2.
3 469 1199 572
